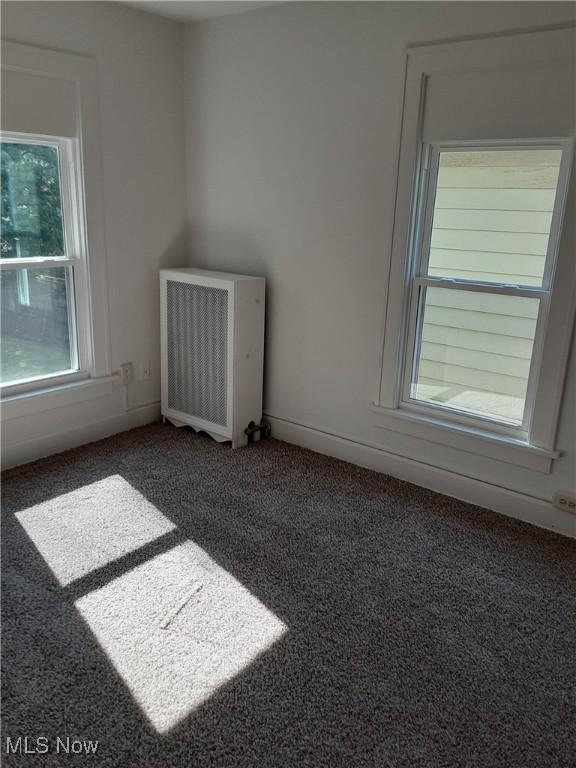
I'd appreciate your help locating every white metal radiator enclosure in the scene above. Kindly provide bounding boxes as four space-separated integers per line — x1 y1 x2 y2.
160 268 265 448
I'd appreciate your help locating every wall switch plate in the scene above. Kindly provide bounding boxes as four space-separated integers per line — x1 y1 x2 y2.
119 362 134 386
552 491 576 514
139 362 151 380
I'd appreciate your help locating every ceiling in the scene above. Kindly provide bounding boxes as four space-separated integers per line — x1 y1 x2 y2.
120 1 283 22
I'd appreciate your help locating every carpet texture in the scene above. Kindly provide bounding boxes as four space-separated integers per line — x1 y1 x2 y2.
1 422 575 767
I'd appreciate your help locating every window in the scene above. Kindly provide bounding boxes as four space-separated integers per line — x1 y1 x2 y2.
1 134 90 391
401 143 571 438
376 31 575 474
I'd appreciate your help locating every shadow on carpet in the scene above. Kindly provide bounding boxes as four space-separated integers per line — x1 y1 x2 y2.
2 423 575 767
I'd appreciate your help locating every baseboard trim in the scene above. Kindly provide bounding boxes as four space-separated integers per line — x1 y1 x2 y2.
2 402 161 470
265 414 575 539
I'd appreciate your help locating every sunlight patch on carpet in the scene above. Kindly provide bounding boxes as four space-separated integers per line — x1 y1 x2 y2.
74 540 287 733
15 475 175 585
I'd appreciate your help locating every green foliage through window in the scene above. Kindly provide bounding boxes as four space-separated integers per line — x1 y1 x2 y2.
1 142 65 258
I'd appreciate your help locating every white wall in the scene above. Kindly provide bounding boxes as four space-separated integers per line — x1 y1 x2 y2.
183 2 576 531
1 1 186 463
1 1 574 534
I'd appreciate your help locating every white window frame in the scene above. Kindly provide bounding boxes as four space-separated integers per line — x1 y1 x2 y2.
374 28 576 474
399 138 573 442
1 131 93 395
0 41 114 418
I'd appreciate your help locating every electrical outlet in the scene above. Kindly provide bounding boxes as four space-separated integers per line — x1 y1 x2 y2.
552 491 576 514
119 362 134 387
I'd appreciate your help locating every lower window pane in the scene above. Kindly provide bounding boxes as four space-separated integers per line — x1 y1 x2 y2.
1 267 77 385
411 287 539 425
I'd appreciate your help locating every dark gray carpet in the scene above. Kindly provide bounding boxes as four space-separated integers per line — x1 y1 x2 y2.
2 422 575 768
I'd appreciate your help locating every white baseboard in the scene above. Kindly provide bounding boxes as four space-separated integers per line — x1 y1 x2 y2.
266 414 575 539
2 402 161 470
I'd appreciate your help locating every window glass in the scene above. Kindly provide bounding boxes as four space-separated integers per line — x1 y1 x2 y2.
428 149 562 287
1 142 65 258
411 287 539 425
0 267 76 384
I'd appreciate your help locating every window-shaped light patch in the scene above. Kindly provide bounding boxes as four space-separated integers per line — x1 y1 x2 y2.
75 540 287 733
428 149 562 287
15 475 175 586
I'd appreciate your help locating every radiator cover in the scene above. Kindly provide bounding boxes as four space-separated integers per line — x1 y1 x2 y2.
166 281 228 426
161 268 265 448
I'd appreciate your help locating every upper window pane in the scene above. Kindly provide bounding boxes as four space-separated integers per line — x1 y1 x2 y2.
428 149 562 287
1 142 65 259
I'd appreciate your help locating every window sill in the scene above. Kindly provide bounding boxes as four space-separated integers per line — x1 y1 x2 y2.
1 375 121 421
370 404 559 473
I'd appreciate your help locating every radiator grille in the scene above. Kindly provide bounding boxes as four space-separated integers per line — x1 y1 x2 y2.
166 280 228 426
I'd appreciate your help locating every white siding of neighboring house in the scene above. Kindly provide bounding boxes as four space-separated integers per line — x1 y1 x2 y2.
415 151 560 423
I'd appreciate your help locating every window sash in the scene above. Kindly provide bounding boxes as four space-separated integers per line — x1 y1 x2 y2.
416 140 571 292
0 257 77 269
412 276 546 299
1 132 92 394
0 263 81 391
401 281 549 437
1 369 89 398
399 139 572 438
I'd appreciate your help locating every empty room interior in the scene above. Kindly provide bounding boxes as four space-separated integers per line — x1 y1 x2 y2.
1 1 576 765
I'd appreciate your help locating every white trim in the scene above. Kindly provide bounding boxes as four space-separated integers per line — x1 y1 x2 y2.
0 130 93 387
60 134 92 375
0 256 77 269
406 25 576 63
163 407 231 441
370 404 556 473
265 413 575 538
396 397 528 439
2 40 112 378
413 277 546 299
0 375 121 421
401 138 572 440
1 370 89 397
1 402 160 470
379 28 576 466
